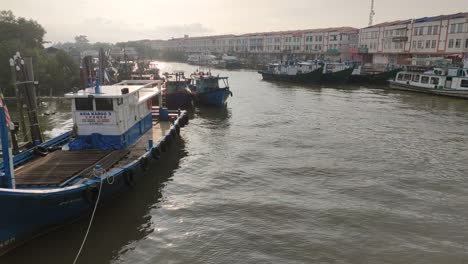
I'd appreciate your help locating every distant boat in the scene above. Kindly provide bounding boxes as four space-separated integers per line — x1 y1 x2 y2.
388 67 468 99
162 72 193 109
258 61 353 84
258 61 322 83
348 63 401 85
189 71 232 107
0 80 188 256
187 54 216 66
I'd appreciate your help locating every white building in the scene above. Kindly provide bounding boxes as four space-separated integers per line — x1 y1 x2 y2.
359 12 468 65
160 27 359 62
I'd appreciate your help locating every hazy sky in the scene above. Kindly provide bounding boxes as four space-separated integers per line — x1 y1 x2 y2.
3 0 467 43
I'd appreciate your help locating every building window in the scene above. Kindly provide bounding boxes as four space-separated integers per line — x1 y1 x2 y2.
450 24 456 33
419 27 424 35
457 23 464 33
465 39 468 48
432 40 437 49
412 40 416 48
448 39 454 48
414 27 418 36
427 26 432 35
418 40 423 48
455 39 461 48
433 25 439 35
425 40 431 48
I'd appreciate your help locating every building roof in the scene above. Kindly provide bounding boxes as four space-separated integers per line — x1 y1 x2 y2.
362 12 468 29
167 26 359 41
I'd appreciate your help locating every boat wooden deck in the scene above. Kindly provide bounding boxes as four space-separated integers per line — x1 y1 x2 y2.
113 120 172 168
14 150 130 186
13 120 174 186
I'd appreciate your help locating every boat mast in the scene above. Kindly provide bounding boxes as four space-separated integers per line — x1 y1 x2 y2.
369 0 375 26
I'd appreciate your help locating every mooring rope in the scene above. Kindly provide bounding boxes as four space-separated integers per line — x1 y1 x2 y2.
72 167 104 264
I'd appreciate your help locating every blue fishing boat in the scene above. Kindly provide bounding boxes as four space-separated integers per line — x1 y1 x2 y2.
189 71 232 107
162 72 193 109
0 79 188 256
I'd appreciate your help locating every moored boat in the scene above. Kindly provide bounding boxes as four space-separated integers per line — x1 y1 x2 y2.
388 67 468 99
189 71 232 107
258 62 323 83
320 62 354 83
162 72 193 109
348 64 402 85
0 79 189 256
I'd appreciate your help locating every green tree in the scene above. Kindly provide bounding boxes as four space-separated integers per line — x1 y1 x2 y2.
0 10 80 96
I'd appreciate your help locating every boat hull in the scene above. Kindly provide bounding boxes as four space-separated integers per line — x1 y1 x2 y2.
258 67 322 83
0 112 188 256
388 81 468 99
165 91 193 109
349 69 402 85
195 88 231 107
321 67 354 83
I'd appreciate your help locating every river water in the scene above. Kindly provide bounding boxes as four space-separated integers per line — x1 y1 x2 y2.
3 62 468 264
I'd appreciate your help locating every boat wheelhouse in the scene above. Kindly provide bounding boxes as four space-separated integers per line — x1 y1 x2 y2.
189 71 232 107
162 72 193 109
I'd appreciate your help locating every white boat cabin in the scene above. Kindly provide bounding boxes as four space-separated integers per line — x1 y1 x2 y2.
394 68 468 90
64 80 162 150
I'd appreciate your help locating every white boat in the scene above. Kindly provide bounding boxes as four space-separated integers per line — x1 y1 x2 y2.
389 67 468 99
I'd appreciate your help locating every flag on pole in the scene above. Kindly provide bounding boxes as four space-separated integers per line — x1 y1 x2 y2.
0 91 14 129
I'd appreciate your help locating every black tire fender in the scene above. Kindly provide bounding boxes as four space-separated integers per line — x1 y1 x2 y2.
140 157 149 171
33 146 49 157
123 168 136 187
151 147 160 160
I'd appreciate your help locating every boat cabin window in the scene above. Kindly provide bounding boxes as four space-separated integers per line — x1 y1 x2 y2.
412 75 420 82
75 98 93 111
421 76 429 84
430 77 439 85
461 79 468 88
397 74 404 81
95 98 114 111
403 74 412 81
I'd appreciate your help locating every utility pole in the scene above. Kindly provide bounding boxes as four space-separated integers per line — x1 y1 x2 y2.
369 0 375 27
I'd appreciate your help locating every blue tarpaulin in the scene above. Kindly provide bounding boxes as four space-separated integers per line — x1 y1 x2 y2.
69 133 123 151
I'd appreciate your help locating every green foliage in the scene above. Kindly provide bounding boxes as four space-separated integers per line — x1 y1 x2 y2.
0 10 79 96
116 40 160 59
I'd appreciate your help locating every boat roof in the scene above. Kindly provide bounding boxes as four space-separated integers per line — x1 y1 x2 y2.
64 80 162 99
190 74 228 80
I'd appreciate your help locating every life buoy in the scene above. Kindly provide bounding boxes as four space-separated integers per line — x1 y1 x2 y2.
83 184 99 204
151 147 160 160
123 168 136 187
33 146 49 157
140 157 149 171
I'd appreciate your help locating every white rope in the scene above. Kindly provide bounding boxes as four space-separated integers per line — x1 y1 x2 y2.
72 169 104 264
